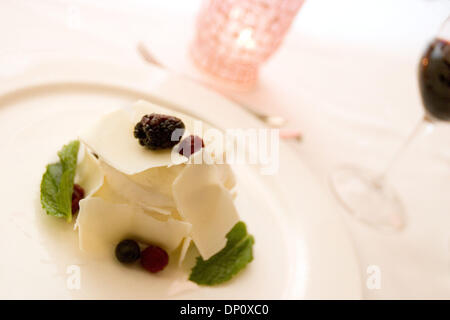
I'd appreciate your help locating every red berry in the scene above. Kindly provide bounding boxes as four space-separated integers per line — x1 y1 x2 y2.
71 184 85 214
140 245 169 273
177 135 204 157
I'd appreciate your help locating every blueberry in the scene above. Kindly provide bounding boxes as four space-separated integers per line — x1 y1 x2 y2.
115 239 140 264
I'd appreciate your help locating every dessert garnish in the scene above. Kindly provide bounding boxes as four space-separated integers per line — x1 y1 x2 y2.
141 245 169 273
177 135 204 157
40 140 80 222
133 113 185 149
115 239 141 264
116 238 170 273
189 222 254 285
71 184 85 214
39 100 254 286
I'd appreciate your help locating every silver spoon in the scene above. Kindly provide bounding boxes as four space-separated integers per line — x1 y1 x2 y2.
137 43 296 133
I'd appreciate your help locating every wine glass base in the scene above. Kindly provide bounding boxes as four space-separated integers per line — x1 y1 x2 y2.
329 166 406 233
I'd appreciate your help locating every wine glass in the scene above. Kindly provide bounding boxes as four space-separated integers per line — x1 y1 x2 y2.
329 18 450 232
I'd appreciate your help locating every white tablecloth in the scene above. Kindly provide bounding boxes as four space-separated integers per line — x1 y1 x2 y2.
1 0 449 299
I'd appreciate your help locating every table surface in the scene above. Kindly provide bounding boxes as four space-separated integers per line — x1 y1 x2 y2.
1 0 449 299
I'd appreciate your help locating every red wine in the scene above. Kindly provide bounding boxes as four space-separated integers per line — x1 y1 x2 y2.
418 38 450 121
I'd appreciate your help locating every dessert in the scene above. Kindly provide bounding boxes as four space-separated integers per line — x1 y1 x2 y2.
40 100 254 285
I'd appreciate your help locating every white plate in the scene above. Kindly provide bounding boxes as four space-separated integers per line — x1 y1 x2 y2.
0 59 361 299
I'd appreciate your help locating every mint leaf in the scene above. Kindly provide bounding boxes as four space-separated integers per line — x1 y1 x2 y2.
58 140 79 172
40 140 80 222
189 221 254 286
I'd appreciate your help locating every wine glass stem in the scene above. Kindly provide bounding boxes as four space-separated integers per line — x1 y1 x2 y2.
375 115 432 185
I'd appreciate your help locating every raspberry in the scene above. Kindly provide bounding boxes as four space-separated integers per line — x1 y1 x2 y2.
141 245 169 273
133 113 185 150
71 184 85 214
177 135 204 157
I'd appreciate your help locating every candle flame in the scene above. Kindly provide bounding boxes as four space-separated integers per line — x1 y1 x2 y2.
236 27 255 49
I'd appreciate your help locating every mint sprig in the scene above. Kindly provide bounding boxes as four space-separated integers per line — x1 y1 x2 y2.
189 221 254 286
40 140 80 222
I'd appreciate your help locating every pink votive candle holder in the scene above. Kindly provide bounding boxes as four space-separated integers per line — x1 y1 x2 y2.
191 0 305 88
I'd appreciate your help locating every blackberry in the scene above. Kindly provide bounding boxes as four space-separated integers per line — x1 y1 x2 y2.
177 135 204 157
133 113 185 150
